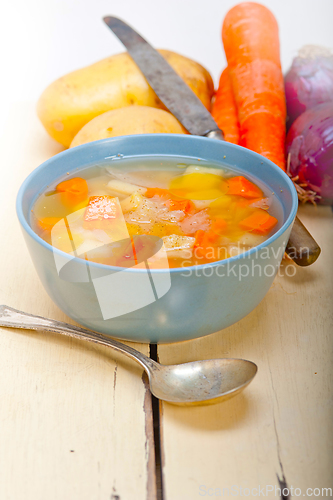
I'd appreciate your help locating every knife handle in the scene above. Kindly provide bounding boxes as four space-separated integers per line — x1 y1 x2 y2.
285 216 321 266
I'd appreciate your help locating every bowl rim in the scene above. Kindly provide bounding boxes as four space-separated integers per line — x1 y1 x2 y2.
16 134 298 274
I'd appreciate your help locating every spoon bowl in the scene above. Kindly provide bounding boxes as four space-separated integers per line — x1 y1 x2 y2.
148 358 257 404
0 305 257 405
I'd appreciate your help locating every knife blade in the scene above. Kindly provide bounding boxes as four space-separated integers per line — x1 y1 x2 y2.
103 16 223 139
103 16 321 266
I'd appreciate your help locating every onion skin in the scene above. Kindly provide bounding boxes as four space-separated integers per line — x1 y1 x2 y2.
285 45 333 130
286 102 333 205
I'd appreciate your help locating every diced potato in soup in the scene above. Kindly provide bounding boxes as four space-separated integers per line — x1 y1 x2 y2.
31 157 281 268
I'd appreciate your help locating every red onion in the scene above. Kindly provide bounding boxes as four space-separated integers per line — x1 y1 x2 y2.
286 102 333 205
285 45 333 129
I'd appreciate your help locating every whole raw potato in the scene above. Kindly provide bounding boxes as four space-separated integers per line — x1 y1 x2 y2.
70 106 187 148
37 50 214 147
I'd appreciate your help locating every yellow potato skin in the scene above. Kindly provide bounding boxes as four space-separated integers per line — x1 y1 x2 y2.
70 106 187 148
37 50 214 147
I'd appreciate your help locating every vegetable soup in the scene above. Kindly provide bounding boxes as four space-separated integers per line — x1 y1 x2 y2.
31 158 283 269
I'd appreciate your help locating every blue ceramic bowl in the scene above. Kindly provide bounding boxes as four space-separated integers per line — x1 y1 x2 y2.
17 135 298 343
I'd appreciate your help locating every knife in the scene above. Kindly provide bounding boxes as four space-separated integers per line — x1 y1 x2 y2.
104 16 223 140
103 16 321 266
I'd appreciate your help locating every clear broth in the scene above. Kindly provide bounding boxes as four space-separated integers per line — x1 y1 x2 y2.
31 156 284 268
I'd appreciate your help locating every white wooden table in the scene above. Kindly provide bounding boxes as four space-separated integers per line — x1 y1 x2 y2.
0 103 332 500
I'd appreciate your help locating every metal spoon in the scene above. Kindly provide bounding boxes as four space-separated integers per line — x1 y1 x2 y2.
0 305 257 405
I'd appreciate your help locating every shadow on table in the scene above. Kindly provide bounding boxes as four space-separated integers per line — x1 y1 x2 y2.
161 392 252 431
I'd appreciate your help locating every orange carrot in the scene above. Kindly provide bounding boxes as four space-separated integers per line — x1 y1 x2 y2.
165 198 195 213
145 188 171 199
56 177 88 208
227 176 263 198
56 177 88 196
211 218 227 233
239 210 277 234
211 68 240 144
194 229 220 260
37 217 61 232
194 230 205 245
222 2 286 170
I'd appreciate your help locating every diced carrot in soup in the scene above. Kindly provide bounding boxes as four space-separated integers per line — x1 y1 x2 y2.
239 210 278 235
164 198 195 213
31 160 280 268
227 176 263 199
56 177 89 209
145 187 171 199
56 177 88 196
194 229 223 261
211 218 227 233
37 217 62 232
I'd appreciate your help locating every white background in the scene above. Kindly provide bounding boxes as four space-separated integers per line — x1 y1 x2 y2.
1 0 333 125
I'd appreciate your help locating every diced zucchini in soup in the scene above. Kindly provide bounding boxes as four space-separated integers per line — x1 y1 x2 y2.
107 179 147 196
120 192 144 213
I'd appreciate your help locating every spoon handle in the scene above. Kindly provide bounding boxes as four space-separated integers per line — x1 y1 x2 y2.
0 305 156 373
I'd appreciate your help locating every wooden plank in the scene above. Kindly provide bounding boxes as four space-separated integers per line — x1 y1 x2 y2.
158 204 333 499
0 103 156 500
